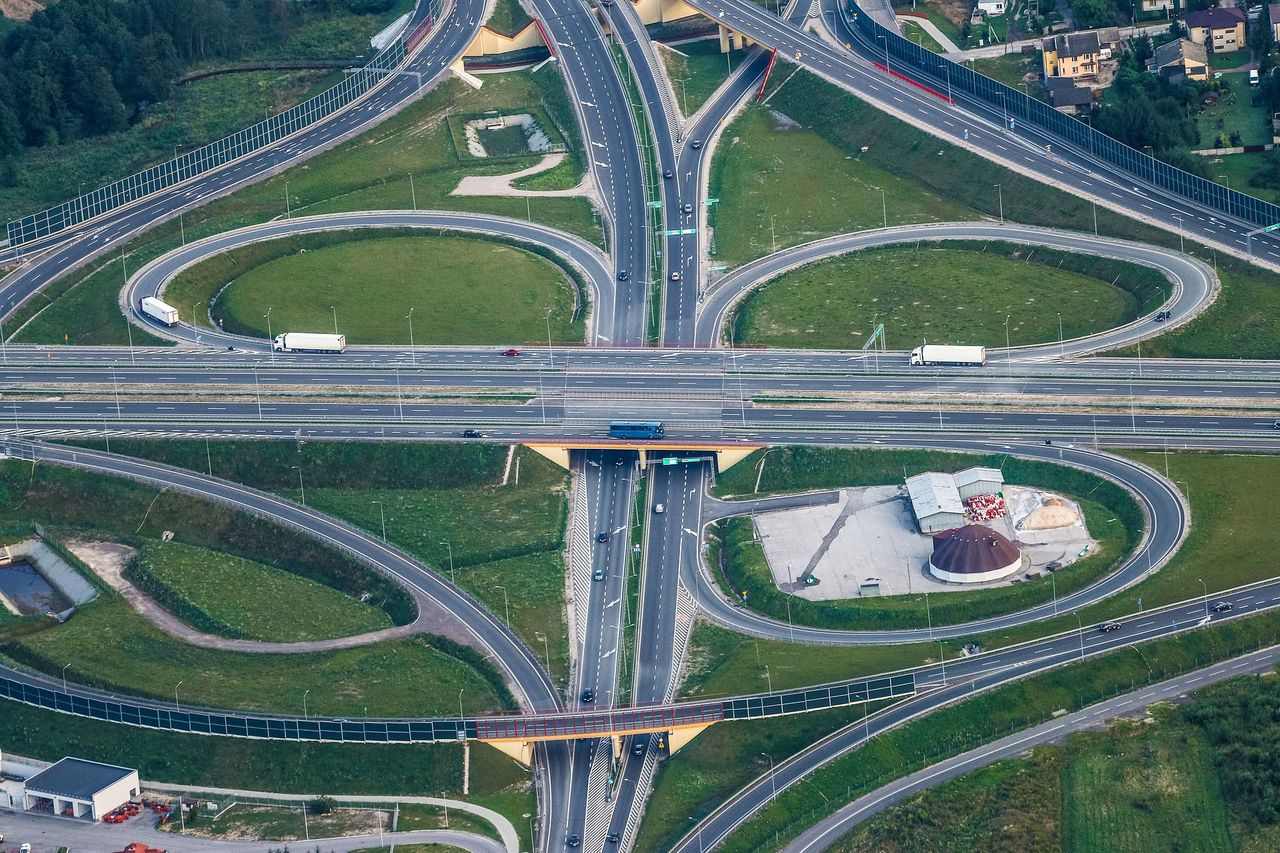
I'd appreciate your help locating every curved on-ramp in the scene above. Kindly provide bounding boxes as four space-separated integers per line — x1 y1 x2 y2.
694 222 1218 355
122 211 614 349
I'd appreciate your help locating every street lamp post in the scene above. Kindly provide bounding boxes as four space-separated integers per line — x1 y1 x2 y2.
265 307 275 362
760 752 777 804
458 688 465 720
1073 613 1085 661
439 540 455 584
1057 312 1064 358
175 680 184 709
303 688 310 719
406 307 416 367
292 465 305 505
994 183 1004 223
545 307 555 369
924 591 933 641
1199 577 1210 618
1004 314 1012 378
331 305 338 334
495 584 511 625
372 500 387 541
62 662 71 692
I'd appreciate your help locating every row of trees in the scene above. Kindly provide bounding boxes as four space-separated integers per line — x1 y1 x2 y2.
0 0 397 159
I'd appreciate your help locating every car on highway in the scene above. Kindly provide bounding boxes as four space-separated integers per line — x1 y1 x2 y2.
663 169 673 179
501 348 522 356
606 831 620 843
670 271 681 281
690 139 702 149
461 429 483 438
593 567 606 581
1099 622 1123 633
580 689 594 703
654 503 665 514
682 203 693 214
566 833 582 848
596 532 609 543
632 739 646 755
617 269 630 281
1154 310 1169 322
1212 601 1234 612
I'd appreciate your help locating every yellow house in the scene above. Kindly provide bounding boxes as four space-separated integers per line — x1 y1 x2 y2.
1042 31 1102 78
1184 6 1247 53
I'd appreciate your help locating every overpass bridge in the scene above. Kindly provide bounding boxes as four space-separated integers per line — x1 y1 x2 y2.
0 669 917 764
524 441 762 471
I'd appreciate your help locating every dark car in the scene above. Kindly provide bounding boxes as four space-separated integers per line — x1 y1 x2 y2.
593 567 606 582
1154 310 1169 322
580 689 594 703
596 531 609 543
1212 601 1234 613
566 834 581 848
690 139 702 149
502 347 522 356
606 832 620 843
617 269 630 281
461 429 483 438
1099 622 1123 633
663 169 673 179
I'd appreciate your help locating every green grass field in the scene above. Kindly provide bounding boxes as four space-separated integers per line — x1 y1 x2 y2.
1196 73 1270 148
135 539 392 643
485 0 534 36
731 244 1143 349
900 20 947 53
662 39 734 117
200 234 581 345
12 68 598 347
165 803 388 842
965 52 1043 90
7 597 506 717
833 748 1062 852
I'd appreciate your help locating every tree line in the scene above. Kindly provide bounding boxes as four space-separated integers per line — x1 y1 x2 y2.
0 0 397 164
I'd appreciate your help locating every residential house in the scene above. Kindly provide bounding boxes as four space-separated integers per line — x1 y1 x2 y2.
1183 6 1247 53
1045 77 1096 113
977 0 1007 15
1270 2 1280 40
1141 0 1175 13
1042 31 1102 78
1147 37 1210 82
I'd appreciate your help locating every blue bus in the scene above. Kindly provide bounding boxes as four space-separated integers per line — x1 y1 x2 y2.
609 421 665 439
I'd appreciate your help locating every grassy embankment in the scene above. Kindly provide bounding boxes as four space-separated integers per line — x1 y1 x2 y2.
710 65 1280 359
731 241 1167 349
163 231 583 344
63 439 573 687
11 66 597 347
660 38 735 117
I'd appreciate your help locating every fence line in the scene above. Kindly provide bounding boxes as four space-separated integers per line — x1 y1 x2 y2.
5 5 441 248
850 5 1280 230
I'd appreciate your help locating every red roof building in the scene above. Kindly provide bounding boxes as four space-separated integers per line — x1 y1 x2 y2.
929 524 1023 584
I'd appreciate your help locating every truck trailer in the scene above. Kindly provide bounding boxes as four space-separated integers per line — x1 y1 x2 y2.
909 345 986 367
139 296 180 326
272 332 347 353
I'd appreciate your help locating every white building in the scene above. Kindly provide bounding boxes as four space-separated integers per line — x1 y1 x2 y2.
953 466 1004 500
23 757 139 821
977 0 1007 15
905 472 966 533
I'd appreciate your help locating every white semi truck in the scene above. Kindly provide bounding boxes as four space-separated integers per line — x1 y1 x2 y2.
139 296 180 326
909 345 986 367
272 332 347 353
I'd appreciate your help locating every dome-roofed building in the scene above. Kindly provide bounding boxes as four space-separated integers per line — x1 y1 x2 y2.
929 524 1023 584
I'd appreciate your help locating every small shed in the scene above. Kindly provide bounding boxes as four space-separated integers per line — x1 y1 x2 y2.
952 466 1004 500
906 472 966 534
23 757 139 821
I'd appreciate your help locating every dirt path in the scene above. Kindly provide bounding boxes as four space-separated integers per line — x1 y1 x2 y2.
63 538 468 653
451 153 601 205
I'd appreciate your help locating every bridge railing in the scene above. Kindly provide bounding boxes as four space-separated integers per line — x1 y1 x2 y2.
4 7 440 249
849 3 1280 229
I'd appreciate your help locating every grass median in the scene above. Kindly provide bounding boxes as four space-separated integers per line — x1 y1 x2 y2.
730 241 1165 349
661 38 735 118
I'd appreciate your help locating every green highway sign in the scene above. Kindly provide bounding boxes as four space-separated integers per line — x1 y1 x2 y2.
705 198 719 204
1265 223 1280 234
662 457 679 465
647 201 662 208
662 228 697 236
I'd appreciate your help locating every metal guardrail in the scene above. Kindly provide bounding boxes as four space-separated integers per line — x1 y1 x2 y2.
849 4 1280 229
4 11 439 249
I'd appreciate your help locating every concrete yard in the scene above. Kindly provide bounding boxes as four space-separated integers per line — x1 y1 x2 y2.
753 485 1095 599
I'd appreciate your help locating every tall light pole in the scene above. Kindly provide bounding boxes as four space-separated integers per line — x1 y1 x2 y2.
406 307 416 367
534 630 551 668
331 305 338 334
458 688 465 719
495 584 511 625
994 183 1004 223
1004 314 1012 377
62 662 71 692
408 172 417 210
175 680 184 709
292 465 305 505
372 500 387 541
924 591 933 640
285 181 291 218
1199 577 1210 618
439 540 455 584
265 307 275 362
303 688 310 719
545 307 555 369
1073 613 1085 661
760 752 777 803
1057 312 1064 359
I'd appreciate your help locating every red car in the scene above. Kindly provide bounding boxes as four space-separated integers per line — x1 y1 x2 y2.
502 348 522 357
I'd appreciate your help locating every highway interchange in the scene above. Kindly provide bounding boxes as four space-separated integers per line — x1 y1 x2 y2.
1 0 1279 850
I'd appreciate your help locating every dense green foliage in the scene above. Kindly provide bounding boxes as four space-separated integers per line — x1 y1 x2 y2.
1183 676 1280 828
0 0 396 167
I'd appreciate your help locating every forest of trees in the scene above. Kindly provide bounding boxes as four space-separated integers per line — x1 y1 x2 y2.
0 0 397 164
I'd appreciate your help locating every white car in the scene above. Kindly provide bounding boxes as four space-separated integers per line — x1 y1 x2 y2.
654 503 665 514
